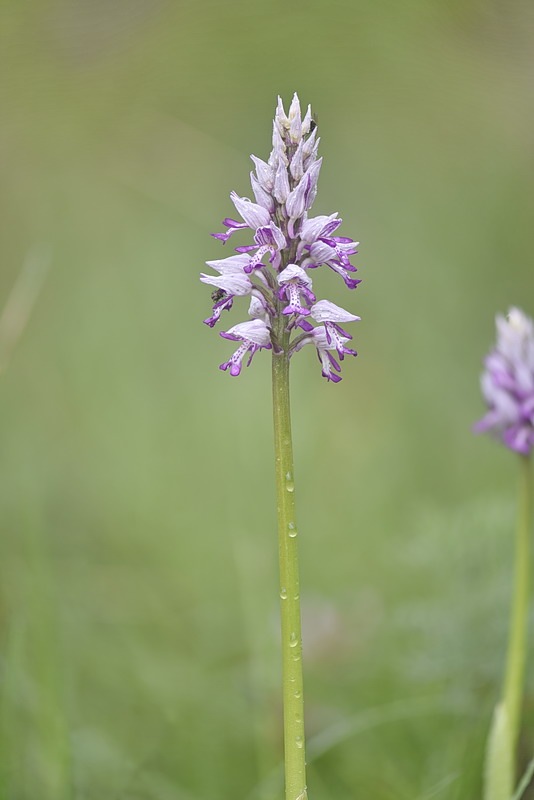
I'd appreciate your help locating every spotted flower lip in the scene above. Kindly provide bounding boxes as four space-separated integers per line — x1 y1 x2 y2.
219 319 272 376
202 93 362 381
308 300 360 357
278 265 315 317
290 325 357 383
475 307 534 455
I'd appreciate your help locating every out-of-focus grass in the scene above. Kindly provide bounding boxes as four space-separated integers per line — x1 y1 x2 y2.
1 1 534 798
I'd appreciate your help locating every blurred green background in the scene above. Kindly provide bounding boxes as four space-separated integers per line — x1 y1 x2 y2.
1 1 534 798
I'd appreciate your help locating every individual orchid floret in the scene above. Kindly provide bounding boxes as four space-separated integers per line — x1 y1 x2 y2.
305 235 361 289
219 319 272 377
235 224 287 274
299 213 342 246
202 93 362 382
308 300 360 357
201 255 254 327
254 223 286 252
475 308 534 455
278 265 315 317
291 325 357 383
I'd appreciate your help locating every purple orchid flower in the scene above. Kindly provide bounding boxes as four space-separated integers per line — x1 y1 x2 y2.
475 307 534 455
202 93 362 381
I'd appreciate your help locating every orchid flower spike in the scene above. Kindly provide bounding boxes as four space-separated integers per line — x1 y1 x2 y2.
202 93 361 382
474 307 534 455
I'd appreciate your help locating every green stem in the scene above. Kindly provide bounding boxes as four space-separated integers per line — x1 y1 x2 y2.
503 454 532 764
272 343 307 800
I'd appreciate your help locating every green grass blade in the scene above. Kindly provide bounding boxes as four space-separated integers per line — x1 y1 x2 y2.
511 759 534 800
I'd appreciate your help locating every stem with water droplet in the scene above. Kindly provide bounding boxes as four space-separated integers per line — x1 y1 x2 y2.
503 454 532 771
272 333 307 800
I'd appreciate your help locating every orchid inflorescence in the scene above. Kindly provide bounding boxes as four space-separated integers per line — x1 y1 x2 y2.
201 93 361 383
475 307 534 455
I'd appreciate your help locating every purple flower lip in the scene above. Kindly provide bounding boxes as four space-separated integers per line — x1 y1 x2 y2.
202 93 362 381
475 307 534 455
278 265 316 317
290 326 357 382
219 319 272 377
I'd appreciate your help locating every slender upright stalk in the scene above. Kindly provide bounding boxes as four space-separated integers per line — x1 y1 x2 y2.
503 454 532 763
476 309 534 800
272 339 307 800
